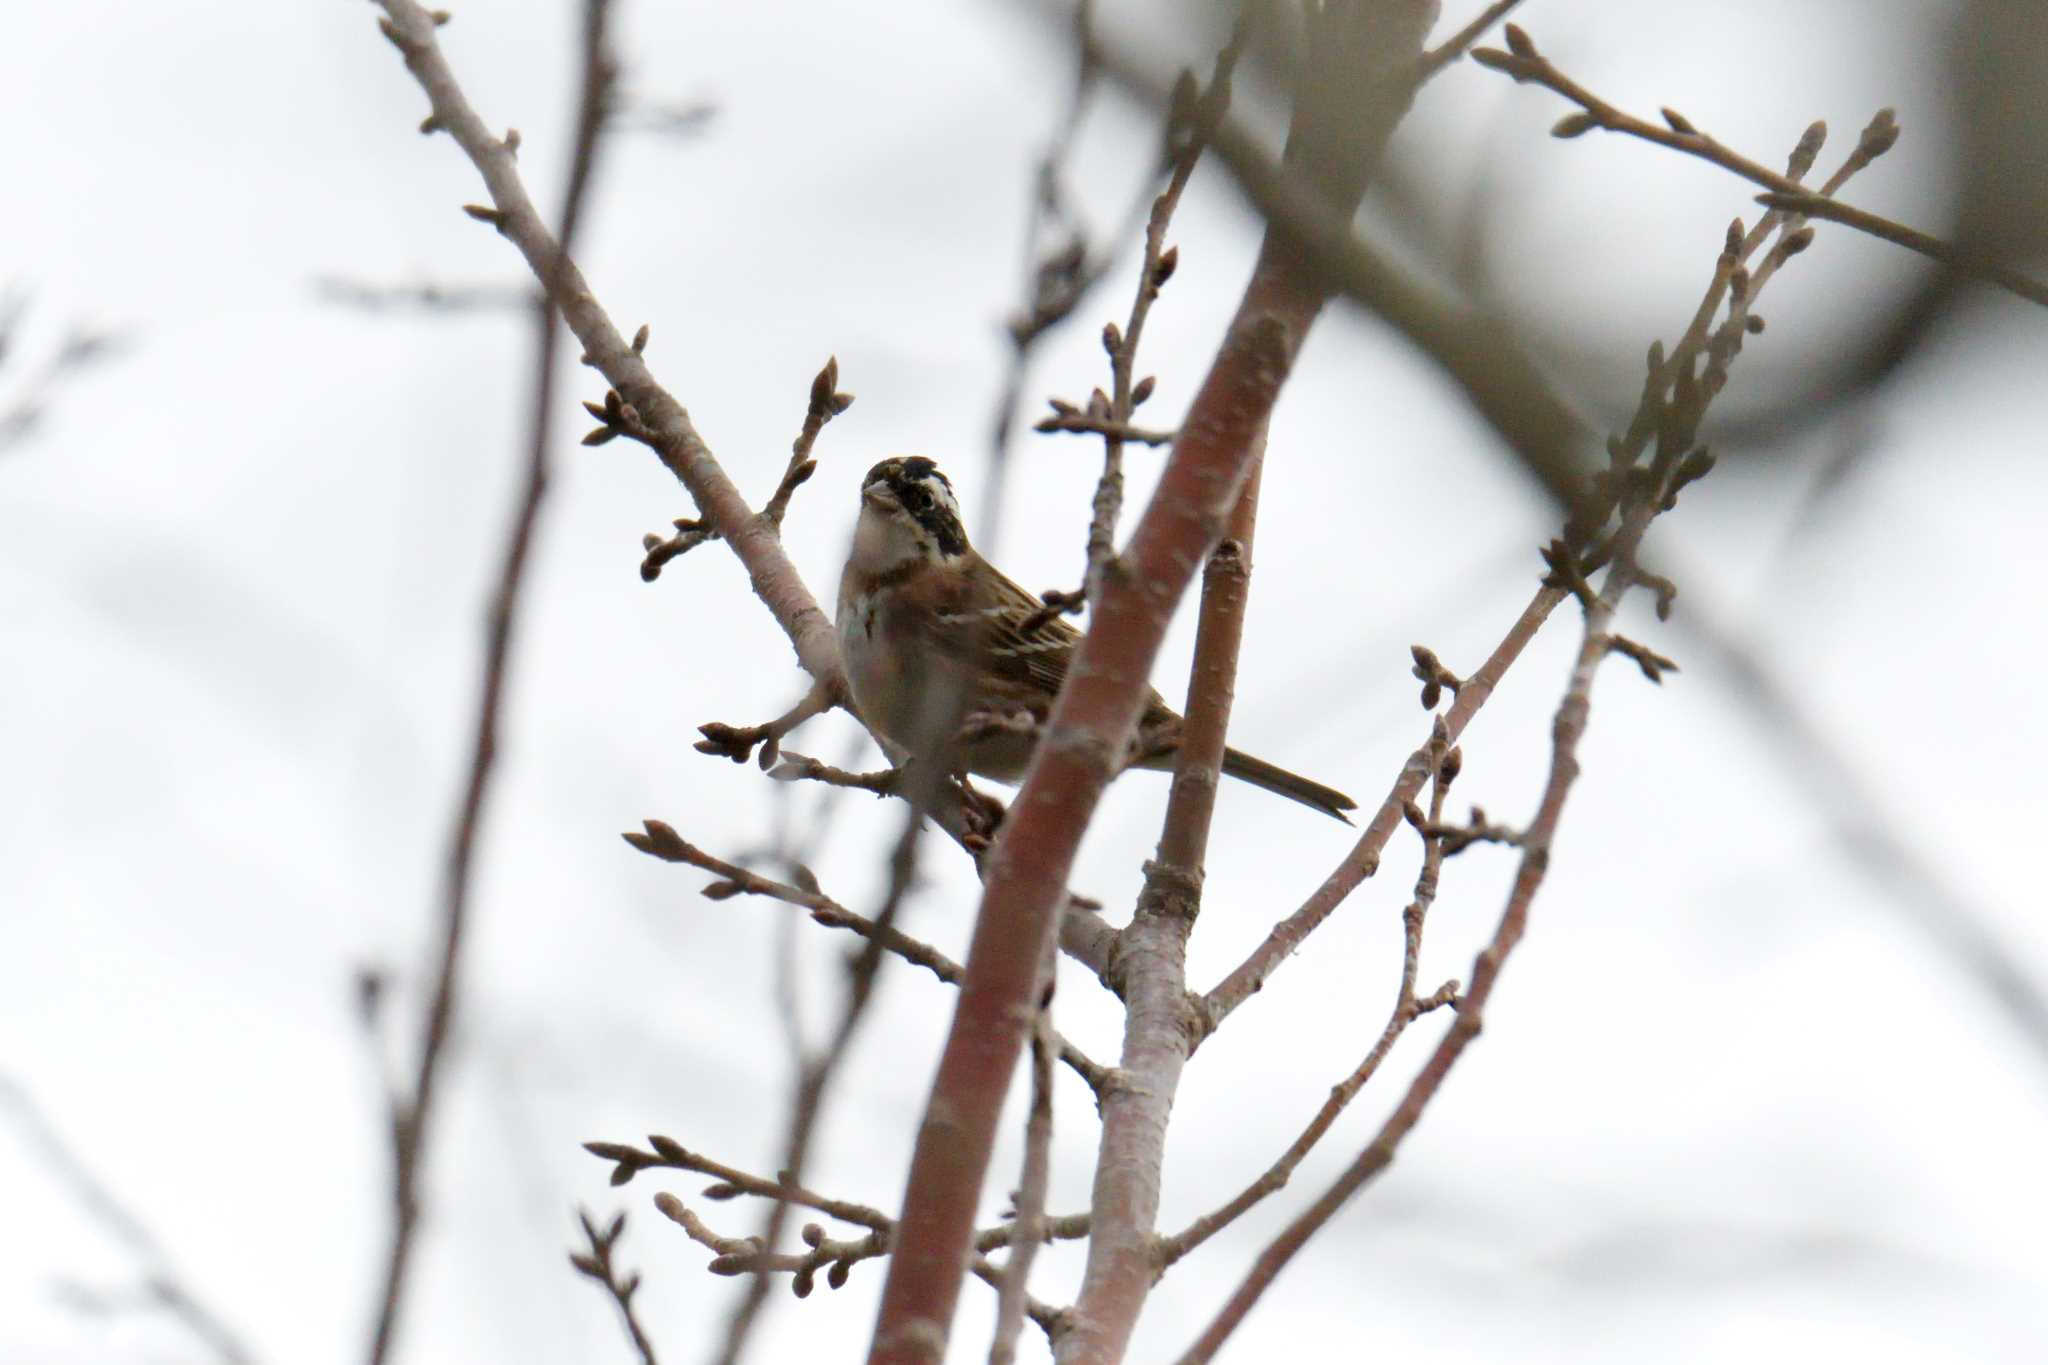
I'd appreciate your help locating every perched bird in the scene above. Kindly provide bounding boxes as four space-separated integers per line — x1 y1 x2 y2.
835 456 1356 821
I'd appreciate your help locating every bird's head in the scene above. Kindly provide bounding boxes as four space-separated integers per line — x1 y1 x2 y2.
850 456 970 571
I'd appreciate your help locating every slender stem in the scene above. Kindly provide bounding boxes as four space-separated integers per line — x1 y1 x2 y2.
365 7 613 1363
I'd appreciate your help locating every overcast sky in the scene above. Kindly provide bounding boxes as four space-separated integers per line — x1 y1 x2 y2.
4 1 2045 1362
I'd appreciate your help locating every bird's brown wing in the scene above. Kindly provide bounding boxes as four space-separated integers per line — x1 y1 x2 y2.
925 553 1174 726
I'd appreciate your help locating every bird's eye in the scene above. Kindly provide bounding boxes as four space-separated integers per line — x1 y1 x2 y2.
903 486 931 511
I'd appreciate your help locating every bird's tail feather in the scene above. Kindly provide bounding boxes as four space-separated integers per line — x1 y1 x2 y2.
1220 747 1356 823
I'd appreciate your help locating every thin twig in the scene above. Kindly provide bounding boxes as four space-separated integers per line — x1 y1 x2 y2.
1475 30 2044 310
1416 0 1528 80
1031 411 1177 446
988 953 1058 1365
1177 120 1880 1353
370 0 846 693
1177 482 1662 1365
587 1138 1082 1339
365 8 615 1363
981 0 1103 550
1157 741 1461 1269
1200 111 1894 1028
0 1078 261 1365
1050 5 1597 516
1754 190 2048 308
714 778 939 1364
570 1209 661 1365
312 275 538 313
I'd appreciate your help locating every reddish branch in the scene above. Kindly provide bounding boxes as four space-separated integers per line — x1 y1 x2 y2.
865 6 1442 1361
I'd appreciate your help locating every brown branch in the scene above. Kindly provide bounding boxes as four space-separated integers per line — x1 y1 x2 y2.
764 355 854 526
652 1197 1077 1345
364 7 614 1363
1061 11 1596 518
588 1143 1083 1342
714 767 945 1364
0 1077 262 1365
1063 453 1264 1363
1416 0 1528 80
370 0 845 695
1201 110 1897 1028
1084 22 1243 611
1753 190 2048 308
1158 741 1462 1270
1201 582 1560 1026
312 274 538 313
621 820 1111 1092
0 300 131 456
867 7 1442 1361
590 1135 892 1228
980 0 1108 547
1178 481 1662 1364
1471 28 2041 308
1674 593 2048 1069
1176 116 1890 1354
694 681 837 771
570 1209 661 1365
766 749 902 796
639 357 850 578
988 975 1059 1365
1031 409 1177 446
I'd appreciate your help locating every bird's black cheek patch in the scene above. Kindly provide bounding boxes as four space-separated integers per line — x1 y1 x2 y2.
923 513 968 558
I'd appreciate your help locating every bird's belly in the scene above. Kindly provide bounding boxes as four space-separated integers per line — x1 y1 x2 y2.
837 604 1029 783
838 604 932 755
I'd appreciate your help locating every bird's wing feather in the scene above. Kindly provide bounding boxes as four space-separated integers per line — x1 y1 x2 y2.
923 557 1078 708
923 554 1176 726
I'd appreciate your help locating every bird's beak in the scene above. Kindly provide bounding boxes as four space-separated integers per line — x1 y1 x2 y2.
861 483 898 511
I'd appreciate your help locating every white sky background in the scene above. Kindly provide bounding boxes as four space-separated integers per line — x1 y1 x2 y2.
3 0 2045 1362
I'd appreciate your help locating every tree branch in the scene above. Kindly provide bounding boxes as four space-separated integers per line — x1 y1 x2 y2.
370 0 844 691
365 6 614 1362
1060 453 1264 1365
866 6 1442 1360
570 1208 661 1365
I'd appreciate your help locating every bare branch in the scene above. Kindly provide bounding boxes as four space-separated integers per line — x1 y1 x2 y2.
1416 0 1528 81
365 7 615 1362
620 821 1111 1092
312 274 538 313
369 0 846 692
988 965 1058 1365
1474 35 2043 308
1201 109 1899 1027
868 6 1443 1359
1158 741 1462 1270
1754 189 2048 308
1031 408 1177 446
1063 453 1264 1363
0 1078 262 1365
570 1208 661 1365
1179 477 1663 1363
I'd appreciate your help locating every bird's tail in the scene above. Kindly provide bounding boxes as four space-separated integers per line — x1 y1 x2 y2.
1220 747 1356 823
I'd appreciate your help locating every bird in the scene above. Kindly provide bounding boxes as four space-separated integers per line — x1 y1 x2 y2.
834 456 1356 822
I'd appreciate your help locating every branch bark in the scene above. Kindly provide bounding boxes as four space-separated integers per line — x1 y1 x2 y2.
866 6 1442 1360
1059 455 1264 1365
